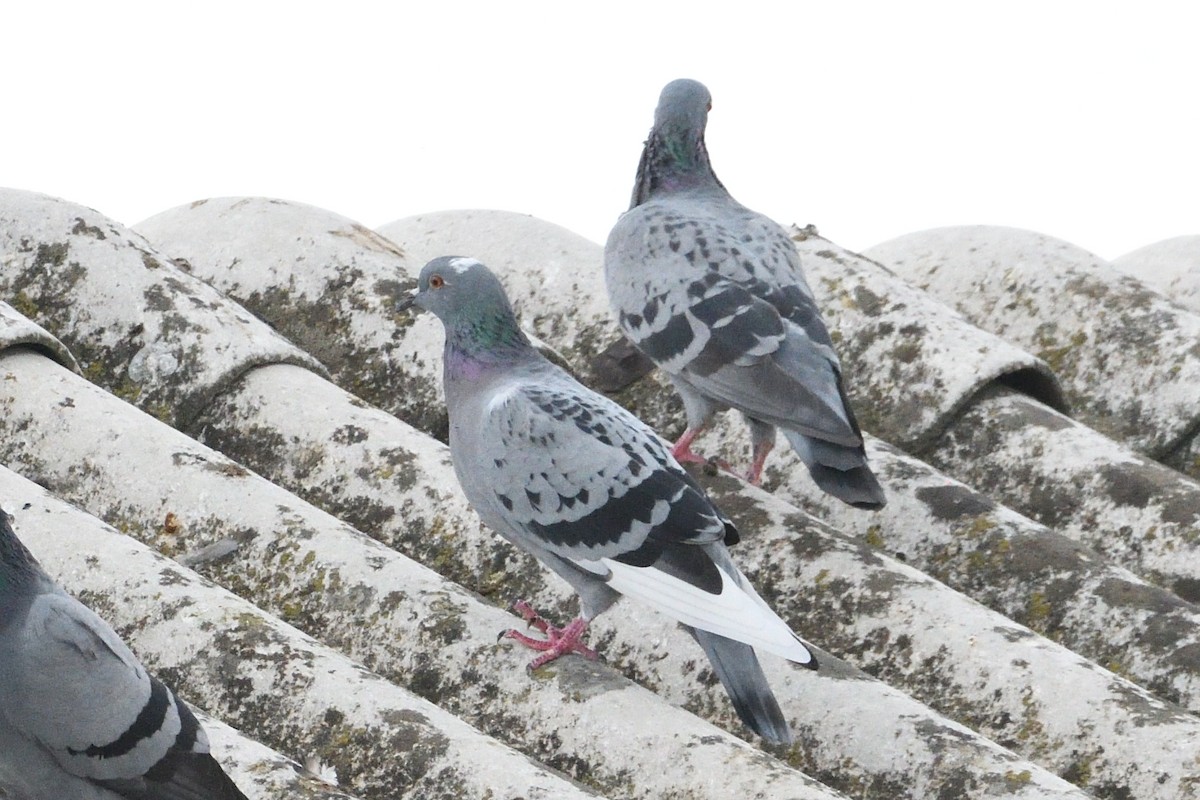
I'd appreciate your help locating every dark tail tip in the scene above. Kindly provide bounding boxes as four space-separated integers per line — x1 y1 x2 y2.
807 462 887 510
784 431 887 510
690 628 794 745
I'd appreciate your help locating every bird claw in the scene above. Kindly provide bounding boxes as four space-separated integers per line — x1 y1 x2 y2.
673 444 733 476
499 605 598 668
509 598 550 633
502 627 598 669
672 447 709 466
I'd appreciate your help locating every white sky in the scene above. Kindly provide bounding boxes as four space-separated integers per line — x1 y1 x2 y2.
4 2 1198 260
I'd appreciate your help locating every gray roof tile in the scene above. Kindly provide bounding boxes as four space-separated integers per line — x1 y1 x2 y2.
1115 235 1200 313
4 189 1200 798
866 225 1200 474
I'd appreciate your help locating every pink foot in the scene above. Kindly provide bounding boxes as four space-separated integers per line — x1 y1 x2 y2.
671 428 732 474
670 427 709 466
503 599 598 670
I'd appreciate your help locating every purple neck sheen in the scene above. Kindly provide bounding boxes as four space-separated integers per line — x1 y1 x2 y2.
443 318 534 383
445 346 492 381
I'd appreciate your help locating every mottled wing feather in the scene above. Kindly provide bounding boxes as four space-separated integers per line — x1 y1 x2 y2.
478 379 731 561
607 201 859 441
472 373 816 663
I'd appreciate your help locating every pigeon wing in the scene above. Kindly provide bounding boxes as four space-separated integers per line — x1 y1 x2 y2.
477 376 811 663
8 592 245 799
476 378 732 563
607 204 860 443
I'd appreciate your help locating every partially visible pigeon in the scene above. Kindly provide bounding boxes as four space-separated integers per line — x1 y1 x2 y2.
0 510 249 800
399 256 816 744
604 78 886 509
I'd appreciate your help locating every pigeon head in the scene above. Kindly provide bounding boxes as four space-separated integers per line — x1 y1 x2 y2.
653 78 713 143
631 78 725 207
400 256 531 359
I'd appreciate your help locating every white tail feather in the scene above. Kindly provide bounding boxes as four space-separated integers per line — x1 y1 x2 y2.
598 557 813 664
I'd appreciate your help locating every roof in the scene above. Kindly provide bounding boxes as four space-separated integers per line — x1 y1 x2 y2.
3 187 1200 799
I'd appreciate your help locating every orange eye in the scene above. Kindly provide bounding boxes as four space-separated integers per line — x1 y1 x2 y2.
429 274 445 289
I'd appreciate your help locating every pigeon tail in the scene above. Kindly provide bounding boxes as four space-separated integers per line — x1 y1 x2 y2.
690 627 796 745
784 431 886 510
101 749 251 800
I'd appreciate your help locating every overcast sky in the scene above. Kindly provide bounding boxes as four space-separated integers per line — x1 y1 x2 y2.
5 2 1197 261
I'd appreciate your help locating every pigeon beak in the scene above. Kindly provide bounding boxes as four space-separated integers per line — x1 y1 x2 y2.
396 292 418 314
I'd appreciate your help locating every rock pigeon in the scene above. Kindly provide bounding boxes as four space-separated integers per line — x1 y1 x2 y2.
0 510 248 800
399 256 816 744
604 78 886 509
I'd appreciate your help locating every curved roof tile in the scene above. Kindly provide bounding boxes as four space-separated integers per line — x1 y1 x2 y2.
0 190 323 429
1114 234 1200 313
867 225 1200 477
4 190 1200 799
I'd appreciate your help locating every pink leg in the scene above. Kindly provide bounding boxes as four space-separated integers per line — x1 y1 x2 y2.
745 436 774 485
503 599 598 670
671 426 734 475
670 426 709 465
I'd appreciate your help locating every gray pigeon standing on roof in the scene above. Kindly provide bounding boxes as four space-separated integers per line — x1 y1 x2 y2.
400 256 815 744
604 78 886 509
0 510 248 800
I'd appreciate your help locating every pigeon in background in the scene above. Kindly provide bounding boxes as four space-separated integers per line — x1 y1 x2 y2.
399 256 815 744
0 510 248 800
604 78 886 509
